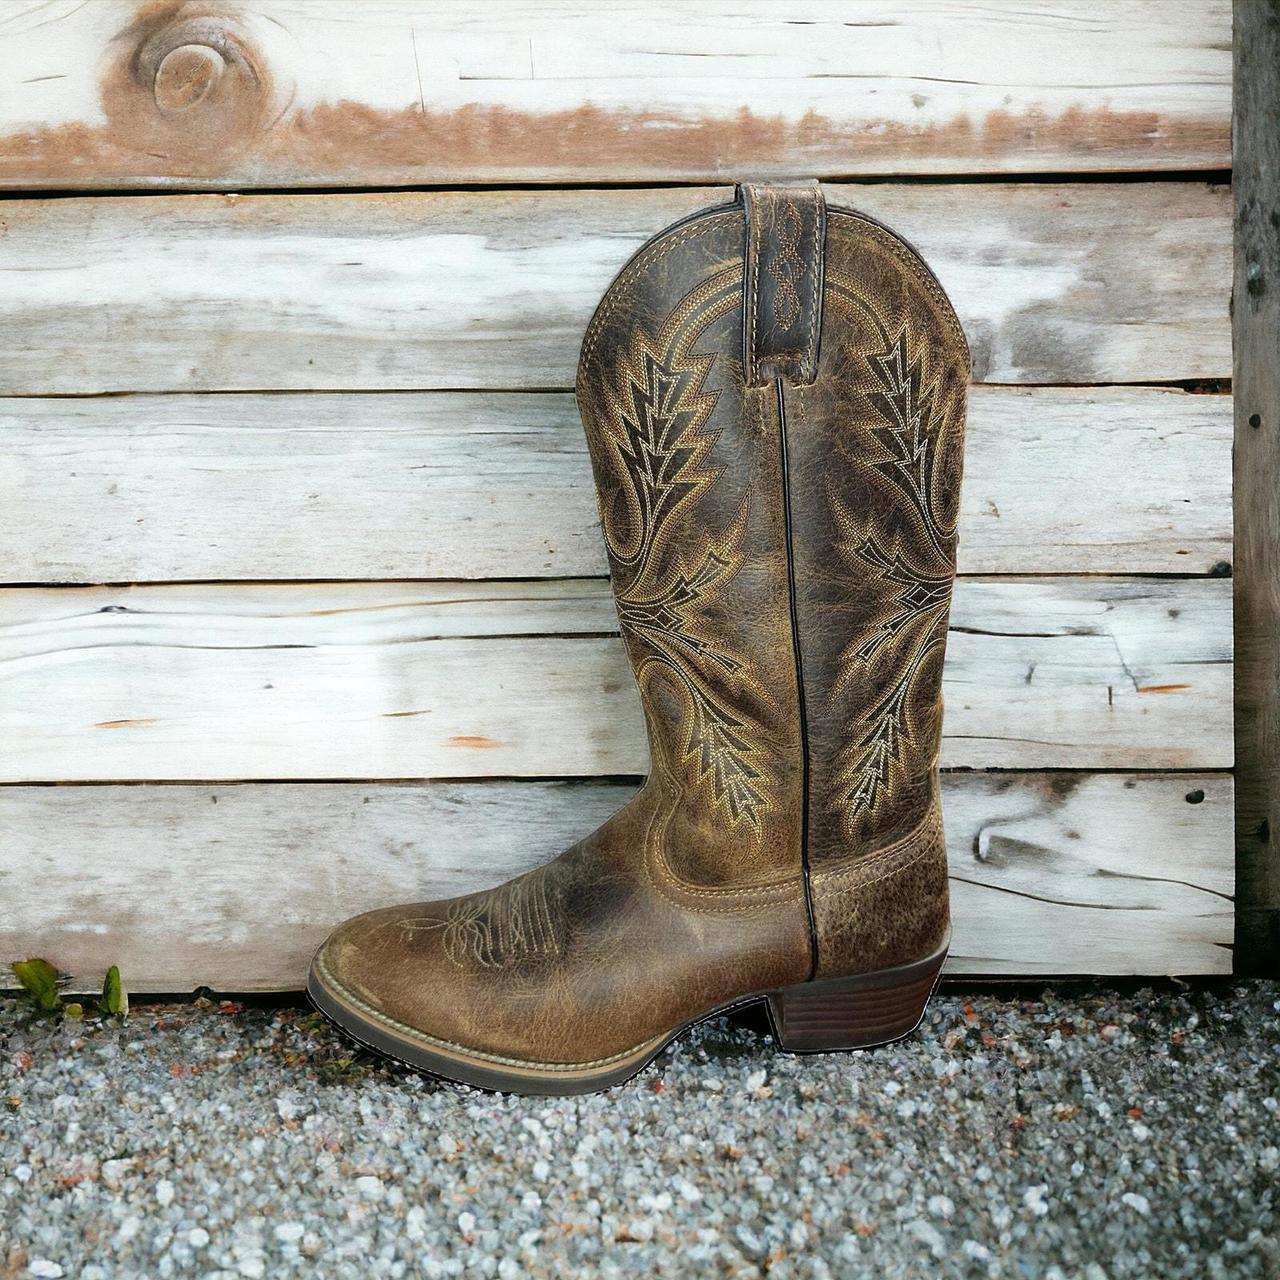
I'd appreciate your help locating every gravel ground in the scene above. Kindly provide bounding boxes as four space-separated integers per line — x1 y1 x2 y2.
1 982 1277 1279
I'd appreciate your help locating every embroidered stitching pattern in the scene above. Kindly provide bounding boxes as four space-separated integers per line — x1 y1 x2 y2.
822 278 963 837
747 193 763 385
803 182 823 382
393 863 562 970
746 186 821 384
641 748 804 912
769 202 806 330
596 278 776 830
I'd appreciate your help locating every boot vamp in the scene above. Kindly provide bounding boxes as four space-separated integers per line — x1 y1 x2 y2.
314 794 811 1069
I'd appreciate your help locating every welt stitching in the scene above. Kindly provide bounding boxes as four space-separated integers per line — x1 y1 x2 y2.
317 953 665 1072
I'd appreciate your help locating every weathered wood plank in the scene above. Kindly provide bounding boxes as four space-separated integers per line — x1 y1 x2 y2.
0 1 1231 189
0 577 1232 782
1232 0 1280 974
0 183 1231 393
0 386 1232 582
0 773 1232 991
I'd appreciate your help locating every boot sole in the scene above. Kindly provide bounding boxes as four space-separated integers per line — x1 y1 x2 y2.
306 933 949 1096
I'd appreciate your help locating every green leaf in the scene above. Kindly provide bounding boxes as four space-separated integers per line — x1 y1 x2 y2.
10 958 63 1013
99 965 128 1019
64 1002 83 1020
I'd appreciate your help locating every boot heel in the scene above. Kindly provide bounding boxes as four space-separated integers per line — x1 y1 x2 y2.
767 937 948 1052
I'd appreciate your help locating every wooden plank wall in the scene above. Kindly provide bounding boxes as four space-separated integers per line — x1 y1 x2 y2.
0 1 1236 990
1233 0 1280 973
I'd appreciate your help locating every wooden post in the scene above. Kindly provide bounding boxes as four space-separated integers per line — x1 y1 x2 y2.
1233 0 1280 973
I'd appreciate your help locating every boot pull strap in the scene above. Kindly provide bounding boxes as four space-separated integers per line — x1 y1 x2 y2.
739 180 826 388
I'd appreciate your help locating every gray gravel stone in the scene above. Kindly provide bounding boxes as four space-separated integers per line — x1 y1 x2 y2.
1 983 1277 1278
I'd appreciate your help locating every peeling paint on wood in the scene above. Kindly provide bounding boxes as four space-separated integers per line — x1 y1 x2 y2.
0 1 1231 187
0 183 1232 392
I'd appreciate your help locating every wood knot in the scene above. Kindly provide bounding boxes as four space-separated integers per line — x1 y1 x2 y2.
99 6 284 175
153 43 225 112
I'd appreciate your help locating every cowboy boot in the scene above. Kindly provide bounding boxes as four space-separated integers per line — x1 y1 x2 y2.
308 181 969 1094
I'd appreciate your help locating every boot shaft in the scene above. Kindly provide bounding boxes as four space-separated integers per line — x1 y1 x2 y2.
575 183 968 973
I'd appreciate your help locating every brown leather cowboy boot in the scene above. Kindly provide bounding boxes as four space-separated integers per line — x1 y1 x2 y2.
308 181 969 1094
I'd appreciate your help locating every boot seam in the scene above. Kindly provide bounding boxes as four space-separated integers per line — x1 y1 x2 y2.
776 378 821 981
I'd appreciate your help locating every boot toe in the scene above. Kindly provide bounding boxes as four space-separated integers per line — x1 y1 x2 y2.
308 903 449 1039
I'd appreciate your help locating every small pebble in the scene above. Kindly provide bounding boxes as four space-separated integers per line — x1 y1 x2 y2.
928 1193 955 1219
1122 1191 1152 1216
354 1175 384 1202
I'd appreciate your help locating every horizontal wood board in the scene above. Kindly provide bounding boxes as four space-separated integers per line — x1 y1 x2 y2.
1 386 1232 582
0 773 1233 991
0 1 1231 187
0 577 1232 782
0 182 1232 393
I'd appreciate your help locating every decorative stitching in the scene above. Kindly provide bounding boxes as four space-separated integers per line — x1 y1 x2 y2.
580 214 736 372
640 748 805 912
812 266 963 836
826 209 970 368
747 191 762 385
595 272 777 830
803 182 823 381
392 863 562 971
811 806 943 887
744 185 823 385
769 201 805 330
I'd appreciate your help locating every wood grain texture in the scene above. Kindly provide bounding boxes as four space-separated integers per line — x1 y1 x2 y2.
1 386 1232 583
1233 0 1280 973
0 773 1232 992
0 577 1232 782
0 183 1231 393
0 1 1231 190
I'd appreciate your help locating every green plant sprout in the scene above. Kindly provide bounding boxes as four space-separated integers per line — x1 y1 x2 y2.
8 959 128 1021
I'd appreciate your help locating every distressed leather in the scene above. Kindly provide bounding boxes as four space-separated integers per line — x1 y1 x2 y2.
784 207 969 977
741 180 826 387
313 185 969 1070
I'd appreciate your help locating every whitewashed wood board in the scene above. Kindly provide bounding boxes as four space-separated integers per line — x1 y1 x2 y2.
0 577 1231 782
0 386 1232 582
0 183 1231 393
0 772 1232 991
0 1 1231 187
